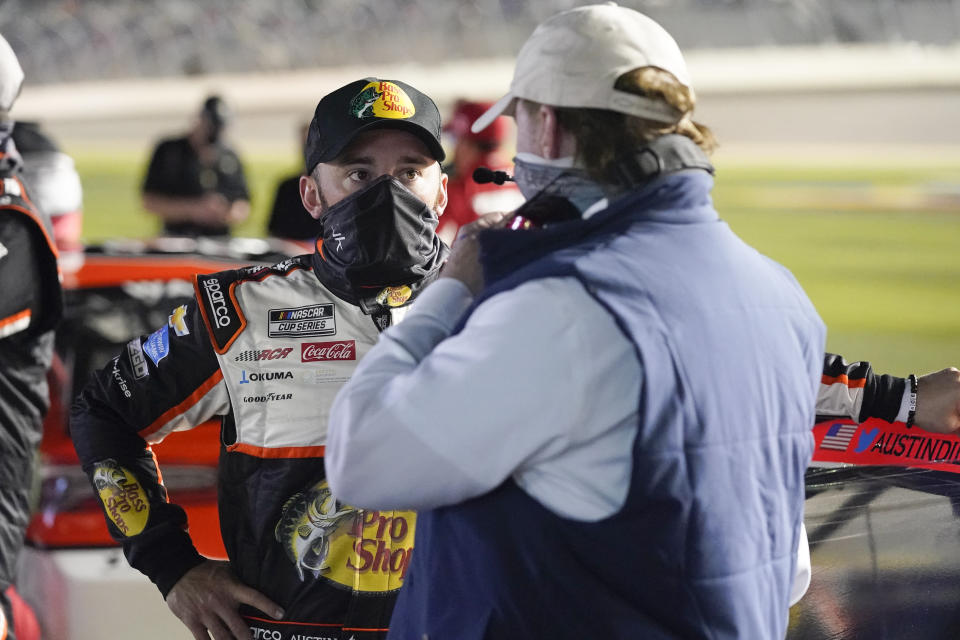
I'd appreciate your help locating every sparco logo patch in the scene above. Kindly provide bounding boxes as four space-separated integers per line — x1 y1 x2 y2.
302 340 356 362
202 278 231 328
234 347 294 362
268 304 335 338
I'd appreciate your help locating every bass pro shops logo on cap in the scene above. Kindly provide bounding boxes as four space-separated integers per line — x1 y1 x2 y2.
349 81 416 120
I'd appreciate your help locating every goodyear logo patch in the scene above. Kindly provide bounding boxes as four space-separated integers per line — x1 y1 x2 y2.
168 304 190 337
349 81 415 120
93 460 149 537
268 304 335 338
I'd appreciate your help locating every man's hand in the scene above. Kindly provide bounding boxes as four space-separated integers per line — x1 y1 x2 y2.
439 211 512 295
198 193 232 225
165 560 284 640
915 367 960 434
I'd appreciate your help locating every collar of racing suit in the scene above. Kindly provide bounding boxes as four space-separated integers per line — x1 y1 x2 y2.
309 236 449 318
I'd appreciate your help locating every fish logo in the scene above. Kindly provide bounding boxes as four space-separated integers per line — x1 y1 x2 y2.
93 460 150 537
349 81 415 120
350 86 383 118
275 481 357 581
376 285 412 308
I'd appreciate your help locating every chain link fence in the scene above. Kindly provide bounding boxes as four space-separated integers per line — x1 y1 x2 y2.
2 0 959 85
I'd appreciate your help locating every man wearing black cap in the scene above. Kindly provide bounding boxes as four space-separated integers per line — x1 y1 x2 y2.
142 94 250 237
70 78 448 639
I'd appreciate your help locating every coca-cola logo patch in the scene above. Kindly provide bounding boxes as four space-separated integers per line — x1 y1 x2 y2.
302 340 356 362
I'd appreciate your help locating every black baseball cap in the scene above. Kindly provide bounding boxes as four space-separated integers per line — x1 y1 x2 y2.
304 78 445 173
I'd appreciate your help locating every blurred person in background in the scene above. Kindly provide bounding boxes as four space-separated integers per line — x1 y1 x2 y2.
0 33 61 640
436 99 523 245
325 6 960 639
142 94 250 237
266 121 322 244
13 120 84 269
71 78 448 640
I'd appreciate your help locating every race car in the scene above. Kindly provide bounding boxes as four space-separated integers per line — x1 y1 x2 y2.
16 237 300 639
789 421 960 638
15 237 960 639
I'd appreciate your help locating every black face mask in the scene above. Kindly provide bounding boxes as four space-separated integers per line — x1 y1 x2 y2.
313 175 447 313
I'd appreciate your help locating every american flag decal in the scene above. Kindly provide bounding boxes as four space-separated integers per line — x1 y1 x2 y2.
820 422 858 451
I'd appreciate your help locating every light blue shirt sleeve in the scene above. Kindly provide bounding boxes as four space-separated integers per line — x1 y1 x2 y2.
326 275 641 516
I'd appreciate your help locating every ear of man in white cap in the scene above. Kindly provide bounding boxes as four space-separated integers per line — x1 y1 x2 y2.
0 34 24 116
471 2 691 133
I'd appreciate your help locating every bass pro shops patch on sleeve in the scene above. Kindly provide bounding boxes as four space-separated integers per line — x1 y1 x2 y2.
93 460 150 537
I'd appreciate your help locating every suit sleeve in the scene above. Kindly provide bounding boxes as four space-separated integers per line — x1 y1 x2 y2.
69 298 230 597
0 214 42 339
818 353 905 423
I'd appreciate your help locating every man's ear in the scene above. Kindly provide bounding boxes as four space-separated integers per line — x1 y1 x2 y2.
435 172 449 216
537 104 561 159
537 104 576 159
299 174 324 220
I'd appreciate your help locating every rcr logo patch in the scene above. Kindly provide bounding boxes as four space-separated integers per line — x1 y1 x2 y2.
234 347 294 362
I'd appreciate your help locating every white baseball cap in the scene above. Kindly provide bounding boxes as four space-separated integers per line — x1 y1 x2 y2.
0 33 24 114
472 3 691 133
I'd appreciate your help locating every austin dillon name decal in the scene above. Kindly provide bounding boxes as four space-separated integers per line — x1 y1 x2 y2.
813 417 960 474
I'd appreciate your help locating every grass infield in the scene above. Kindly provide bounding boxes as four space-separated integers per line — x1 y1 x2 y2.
74 151 960 376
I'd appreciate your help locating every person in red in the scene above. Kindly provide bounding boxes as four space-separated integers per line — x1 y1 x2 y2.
436 99 524 245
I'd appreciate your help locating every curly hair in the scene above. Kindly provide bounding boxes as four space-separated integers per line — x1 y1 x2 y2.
521 67 717 185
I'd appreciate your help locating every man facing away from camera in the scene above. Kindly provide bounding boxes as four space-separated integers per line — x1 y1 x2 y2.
327 5 828 638
71 78 448 640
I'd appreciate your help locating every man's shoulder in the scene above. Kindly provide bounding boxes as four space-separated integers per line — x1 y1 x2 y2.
194 255 318 353
153 136 190 152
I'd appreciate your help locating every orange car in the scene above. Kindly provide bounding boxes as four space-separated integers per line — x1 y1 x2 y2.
18 238 301 638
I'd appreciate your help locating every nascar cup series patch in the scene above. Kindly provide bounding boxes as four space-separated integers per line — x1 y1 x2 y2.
349 81 416 119
92 460 150 537
268 304 336 338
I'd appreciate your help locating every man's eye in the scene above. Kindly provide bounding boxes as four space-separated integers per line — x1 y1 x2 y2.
401 169 421 181
348 170 369 182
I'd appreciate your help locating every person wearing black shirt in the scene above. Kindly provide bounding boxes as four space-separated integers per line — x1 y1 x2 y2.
266 123 323 242
142 95 250 237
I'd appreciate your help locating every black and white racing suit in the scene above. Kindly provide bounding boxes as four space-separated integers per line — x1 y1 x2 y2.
71 254 426 639
0 173 62 638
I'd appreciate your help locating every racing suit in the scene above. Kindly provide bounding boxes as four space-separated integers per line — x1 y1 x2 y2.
0 172 62 638
819 353 906 424
70 251 435 639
